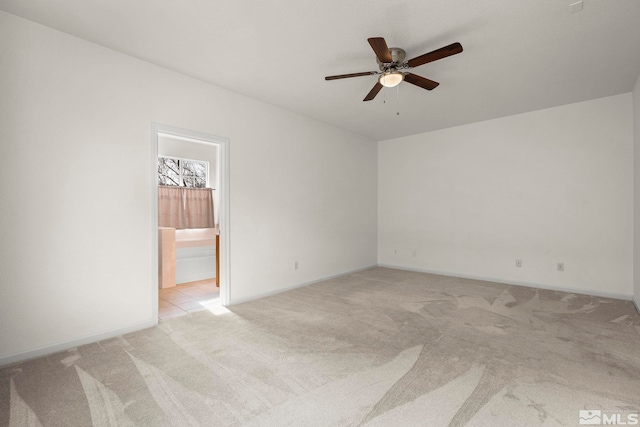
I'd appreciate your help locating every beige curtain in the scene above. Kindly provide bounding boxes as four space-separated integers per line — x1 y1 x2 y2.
158 186 215 229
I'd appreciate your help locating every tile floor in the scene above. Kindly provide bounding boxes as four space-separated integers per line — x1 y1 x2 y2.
158 278 220 320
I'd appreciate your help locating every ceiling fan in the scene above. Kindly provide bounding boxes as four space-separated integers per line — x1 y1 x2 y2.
325 37 463 101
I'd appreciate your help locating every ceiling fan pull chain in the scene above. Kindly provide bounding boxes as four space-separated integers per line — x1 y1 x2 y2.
396 84 400 116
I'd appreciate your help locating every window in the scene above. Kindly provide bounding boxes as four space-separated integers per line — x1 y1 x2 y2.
158 156 208 188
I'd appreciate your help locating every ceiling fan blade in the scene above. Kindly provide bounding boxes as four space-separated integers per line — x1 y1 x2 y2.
368 37 392 63
325 71 376 81
407 42 463 68
404 73 439 90
363 82 383 101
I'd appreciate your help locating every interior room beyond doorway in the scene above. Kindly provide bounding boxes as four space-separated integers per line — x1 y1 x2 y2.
156 133 221 320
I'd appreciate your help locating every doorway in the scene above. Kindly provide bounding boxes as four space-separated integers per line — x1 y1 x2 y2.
151 123 230 321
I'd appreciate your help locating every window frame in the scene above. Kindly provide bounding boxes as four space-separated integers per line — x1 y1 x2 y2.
158 155 210 188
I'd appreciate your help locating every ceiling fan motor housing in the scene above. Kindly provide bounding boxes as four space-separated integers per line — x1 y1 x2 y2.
377 47 406 70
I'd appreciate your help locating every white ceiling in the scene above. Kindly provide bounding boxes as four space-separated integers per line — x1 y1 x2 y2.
2 0 640 141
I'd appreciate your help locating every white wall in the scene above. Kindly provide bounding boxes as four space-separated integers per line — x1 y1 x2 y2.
0 11 377 364
633 73 640 308
379 94 634 297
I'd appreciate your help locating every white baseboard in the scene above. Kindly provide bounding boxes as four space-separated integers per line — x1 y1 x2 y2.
228 265 378 306
4 267 634 368
0 318 158 368
1 265 377 367
377 264 633 301
177 271 216 285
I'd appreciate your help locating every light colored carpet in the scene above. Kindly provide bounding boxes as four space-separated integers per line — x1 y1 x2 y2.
2 267 640 426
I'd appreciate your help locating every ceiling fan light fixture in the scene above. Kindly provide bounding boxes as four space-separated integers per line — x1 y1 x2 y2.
379 72 403 88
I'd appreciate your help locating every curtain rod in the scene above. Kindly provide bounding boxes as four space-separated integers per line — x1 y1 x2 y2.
158 185 216 191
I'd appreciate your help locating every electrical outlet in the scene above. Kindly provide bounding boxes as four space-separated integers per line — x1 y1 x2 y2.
557 262 564 272
516 259 522 268
294 261 298 270
412 250 417 257
394 249 397 255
